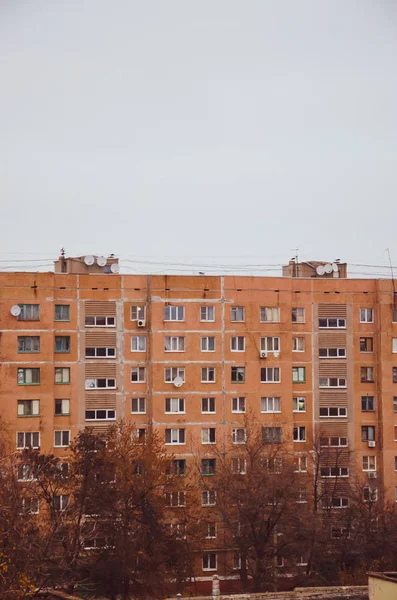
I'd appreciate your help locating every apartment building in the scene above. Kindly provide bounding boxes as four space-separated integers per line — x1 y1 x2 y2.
1 255 397 582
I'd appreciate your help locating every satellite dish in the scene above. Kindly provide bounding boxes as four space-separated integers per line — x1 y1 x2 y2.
332 262 339 272
110 263 120 274
316 265 325 276
84 255 95 266
10 305 21 317
173 377 183 388
97 256 106 267
273 351 280 359
324 263 333 274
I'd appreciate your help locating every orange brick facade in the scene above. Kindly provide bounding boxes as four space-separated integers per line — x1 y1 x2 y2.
1 268 397 581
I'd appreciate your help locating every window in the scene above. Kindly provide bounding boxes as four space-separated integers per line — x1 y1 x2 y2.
320 467 349 478
359 337 373 353
202 367 215 383
132 428 146 443
293 337 305 352
165 336 185 352
260 337 280 353
55 399 70 416
17 431 40 449
395 457 397 471
231 306 245 322
362 426 375 442
55 367 70 384
55 305 70 321
17 400 39 417
394 397 397 412
231 367 245 383
18 304 40 321
131 397 146 413
55 336 71 353
167 491 186 507
17 368 40 385
331 497 349 508
293 396 306 412
395 426 397 441
54 494 70 511
17 336 40 353
202 490 216 506
319 377 346 388
320 436 348 447
21 498 40 515
361 396 375 411
292 308 305 323
261 397 281 413
85 409 116 421
131 336 147 352
203 553 217 571
131 367 145 382
232 428 246 444
167 459 186 476
205 522 217 538
165 429 185 445
85 316 115 327
230 336 245 351
233 552 242 570
164 367 185 383
262 427 282 444
83 537 108 550
360 308 374 323
17 465 36 482
296 487 307 503
85 377 116 389
164 305 184 321
201 458 216 475
201 336 215 352
200 306 215 322
319 347 346 358
363 456 376 471
294 456 307 472
393 339 397 353
260 307 280 323
87 347 116 360
318 318 346 329
361 367 374 383
232 397 246 413
54 430 70 447
231 458 247 475
393 367 397 383
292 367 306 383
202 397 216 413
261 367 280 383
293 426 306 442
331 528 349 539
319 407 347 417
202 428 216 444
363 487 378 503
131 305 146 321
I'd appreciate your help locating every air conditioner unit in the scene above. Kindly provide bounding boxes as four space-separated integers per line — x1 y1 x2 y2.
368 472 377 479
137 319 146 328
260 350 267 359
368 440 376 448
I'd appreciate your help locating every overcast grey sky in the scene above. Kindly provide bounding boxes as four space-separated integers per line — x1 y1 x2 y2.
1 0 396 274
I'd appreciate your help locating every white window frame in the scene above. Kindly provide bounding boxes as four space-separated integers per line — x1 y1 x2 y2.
85 316 115 327
360 308 374 323
261 397 281 413
201 336 215 352
130 305 146 321
292 307 305 323
131 336 147 352
17 431 40 449
21 498 40 514
232 397 246 413
231 458 247 475
320 467 349 478
164 336 185 352
261 367 280 383
293 396 306 412
165 398 185 414
164 367 185 383
320 436 348 447
202 397 216 413
200 306 215 322
54 398 70 416
292 367 306 383
231 306 245 322
319 377 346 388
293 337 305 352
293 426 306 442
393 338 397 354
202 490 216 506
55 367 70 384
362 456 376 471
319 407 347 418
164 305 185 322
17 400 40 417
54 430 70 447
165 428 185 445
85 347 116 359
331 497 349 509
260 306 280 323
230 336 245 353
131 397 146 414
233 552 242 570
319 347 346 358
202 553 217 571
131 367 146 383
360 367 374 382
85 377 116 389
85 409 116 421
201 367 216 383
260 337 280 353
231 366 245 383
168 491 186 507
54 494 70 511
205 522 217 539
202 427 216 444
294 456 307 472
318 318 346 329
17 464 36 482
232 428 246 444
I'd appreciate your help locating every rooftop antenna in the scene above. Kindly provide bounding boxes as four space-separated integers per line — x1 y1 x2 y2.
291 248 299 277
386 248 396 306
